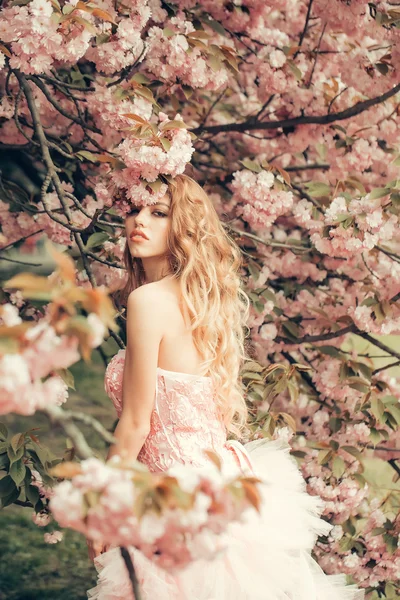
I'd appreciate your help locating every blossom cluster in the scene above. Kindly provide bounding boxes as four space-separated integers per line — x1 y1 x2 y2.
231 169 293 231
96 112 194 211
49 457 260 570
145 16 230 91
0 305 73 415
310 195 397 258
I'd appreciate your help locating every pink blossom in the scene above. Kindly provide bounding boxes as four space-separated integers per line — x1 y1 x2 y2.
32 511 51 527
232 169 293 231
44 530 63 544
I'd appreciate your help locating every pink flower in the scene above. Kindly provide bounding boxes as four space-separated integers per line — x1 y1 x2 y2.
32 511 51 527
44 531 63 544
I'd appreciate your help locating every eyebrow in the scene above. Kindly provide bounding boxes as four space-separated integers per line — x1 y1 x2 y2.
154 202 170 209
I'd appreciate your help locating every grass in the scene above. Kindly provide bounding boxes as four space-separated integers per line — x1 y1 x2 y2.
0 345 118 600
0 506 97 600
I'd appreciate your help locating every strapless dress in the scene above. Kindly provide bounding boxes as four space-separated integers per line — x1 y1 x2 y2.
87 349 363 600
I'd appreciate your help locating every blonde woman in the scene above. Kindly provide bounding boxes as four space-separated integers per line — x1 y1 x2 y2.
87 175 363 600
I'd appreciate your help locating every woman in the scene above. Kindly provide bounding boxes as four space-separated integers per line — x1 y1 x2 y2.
87 175 363 599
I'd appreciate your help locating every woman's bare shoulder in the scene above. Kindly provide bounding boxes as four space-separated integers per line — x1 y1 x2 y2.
127 278 179 310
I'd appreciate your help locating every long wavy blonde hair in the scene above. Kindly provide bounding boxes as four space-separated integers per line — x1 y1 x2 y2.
116 174 251 438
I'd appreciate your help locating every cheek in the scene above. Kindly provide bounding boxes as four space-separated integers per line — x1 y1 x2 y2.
125 216 134 237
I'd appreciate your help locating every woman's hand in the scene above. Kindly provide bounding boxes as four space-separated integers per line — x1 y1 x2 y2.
86 538 110 561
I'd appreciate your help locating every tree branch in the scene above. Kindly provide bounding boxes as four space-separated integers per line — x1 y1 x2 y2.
357 332 400 363
28 76 101 134
192 82 400 135
275 324 356 345
60 410 117 445
43 405 93 460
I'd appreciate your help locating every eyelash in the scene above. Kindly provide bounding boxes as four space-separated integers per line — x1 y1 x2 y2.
129 209 167 218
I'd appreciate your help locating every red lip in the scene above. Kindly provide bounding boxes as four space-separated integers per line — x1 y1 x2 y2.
130 229 149 240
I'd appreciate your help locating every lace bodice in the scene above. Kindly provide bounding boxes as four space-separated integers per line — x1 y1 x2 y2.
104 349 251 473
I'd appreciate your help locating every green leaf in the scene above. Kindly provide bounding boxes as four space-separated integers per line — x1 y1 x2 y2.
383 533 398 555
357 363 373 380
147 179 164 194
304 181 330 198
318 449 333 465
243 361 264 373
329 417 342 433
85 232 110 249
76 150 101 163
370 397 385 422
287 59 302 81
368 187 390 200
160 137 172 152
260 288 277 303
206 19 228 37
9 459 26 487
130 73 151 85
281 321 300 340
11 433 25 453
332 456 346 479
134 86 155 103
181 85 193 100
163 27 176 38
349 381 370 393
1 485 20 508
342 446 363 461
0 423 8 441
160 120 189 131
29 442 53 468
387 404 400 425
26 484 40 505
0 453 9 470
239 158 262 173
318 346 341 358
0 475 15 498
369 428 381 446
7 444 24 466
55 368 75 391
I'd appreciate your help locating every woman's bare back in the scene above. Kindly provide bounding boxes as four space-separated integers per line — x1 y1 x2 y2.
151 277 204 375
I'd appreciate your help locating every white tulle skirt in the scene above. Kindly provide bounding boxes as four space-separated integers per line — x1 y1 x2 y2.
87 440 364 600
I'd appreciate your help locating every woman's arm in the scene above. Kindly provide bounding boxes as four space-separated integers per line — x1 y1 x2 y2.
88 286 165 559
107 285 165 464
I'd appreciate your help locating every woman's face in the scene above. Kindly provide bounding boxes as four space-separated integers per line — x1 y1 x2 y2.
125 195 172 259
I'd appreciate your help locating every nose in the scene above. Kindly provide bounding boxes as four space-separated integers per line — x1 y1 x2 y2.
134 208 147 227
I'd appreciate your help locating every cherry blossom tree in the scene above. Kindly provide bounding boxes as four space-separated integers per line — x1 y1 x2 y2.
0 1 400 598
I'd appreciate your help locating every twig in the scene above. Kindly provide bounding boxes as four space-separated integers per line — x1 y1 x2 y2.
388 459 400 478
306 21 326 88
28 75 101 134
357 332 400 362
0 230 44 253
373 360 400 375
120 547 142 600
284 164 329 172
294 0 315 59
275 324 356 345
0 256 42 266
227 226 311 251
85 250 125 269
14 70 125 351
62 410 117 445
